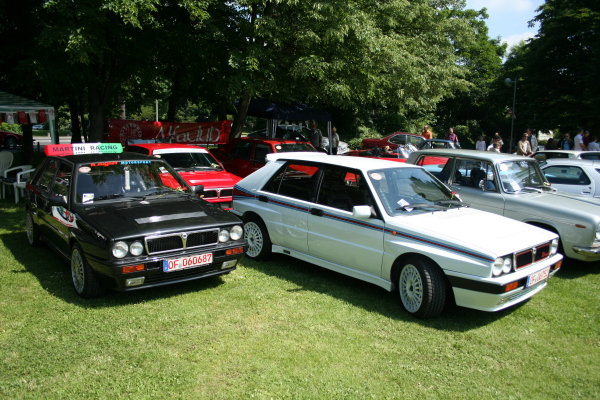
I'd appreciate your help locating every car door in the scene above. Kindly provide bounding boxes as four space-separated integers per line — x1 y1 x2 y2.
449 158 506 214
542 164 595 196
259 162 322 253
227 141 254 177
307 165 385 277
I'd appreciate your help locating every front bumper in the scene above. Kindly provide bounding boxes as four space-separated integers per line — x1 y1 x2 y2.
86 243 246 291
447 253 563 312
572 245 600 259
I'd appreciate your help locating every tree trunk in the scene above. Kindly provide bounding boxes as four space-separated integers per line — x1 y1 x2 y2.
231 92 252 139
88 84 105 142
69 99 83 144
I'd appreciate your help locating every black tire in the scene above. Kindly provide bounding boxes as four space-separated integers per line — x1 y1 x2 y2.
5 136 17 149
25 211 41 247
71 243 105 298
244 216 272 260
397 256 446 319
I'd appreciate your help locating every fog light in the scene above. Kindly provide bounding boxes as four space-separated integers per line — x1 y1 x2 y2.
221 260 237 269
125 277 145 287
122 264 145 274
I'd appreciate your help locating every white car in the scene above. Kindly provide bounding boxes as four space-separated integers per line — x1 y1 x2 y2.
540 158 600 197
533 150 600 162
232 153 563 318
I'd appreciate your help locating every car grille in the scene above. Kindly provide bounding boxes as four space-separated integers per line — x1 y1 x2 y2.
145 229 219 255
514 242 552 270
203 188 233 200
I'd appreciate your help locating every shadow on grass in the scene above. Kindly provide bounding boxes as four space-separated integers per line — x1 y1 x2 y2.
242 254 518 332
0 207 229 309
553 256 600 280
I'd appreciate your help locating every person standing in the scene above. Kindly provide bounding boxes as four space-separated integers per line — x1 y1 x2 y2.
445 128 459 147
310 122 324 152
421 125 432 140
487 135 502 152
517 134 533 156
588 136 600 151
475 135 486 151
526 129 538 152
331 126 340 155
574 128 587 151
559 133 574 150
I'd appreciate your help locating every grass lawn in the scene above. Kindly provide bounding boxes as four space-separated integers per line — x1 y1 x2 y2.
0 199 599 399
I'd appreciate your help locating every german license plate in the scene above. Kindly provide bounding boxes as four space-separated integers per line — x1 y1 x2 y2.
163 253 213 272
527 267 550 287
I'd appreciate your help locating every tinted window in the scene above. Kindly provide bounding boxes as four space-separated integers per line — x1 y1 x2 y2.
37 159 59 192
253 144 270 162
262 162 320 202
50 162 73 198
316 166 374 212
232 142 253 158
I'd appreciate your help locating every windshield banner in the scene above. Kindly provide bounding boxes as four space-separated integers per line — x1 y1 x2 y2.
108 119 232 145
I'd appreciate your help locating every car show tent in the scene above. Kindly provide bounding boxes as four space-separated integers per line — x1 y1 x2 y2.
0 90 56 143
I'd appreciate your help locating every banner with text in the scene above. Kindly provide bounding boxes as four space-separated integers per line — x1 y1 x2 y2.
108 119 232 145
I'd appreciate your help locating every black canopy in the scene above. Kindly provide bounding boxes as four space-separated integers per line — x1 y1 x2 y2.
244 98 331 121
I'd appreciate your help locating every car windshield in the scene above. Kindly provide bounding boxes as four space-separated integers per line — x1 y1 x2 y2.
274 143 317 153
368 167 463 215
158 151 222 171
75 160 190 204
496 160 550 193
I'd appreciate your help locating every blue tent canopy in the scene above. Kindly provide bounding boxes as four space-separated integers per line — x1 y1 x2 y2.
244 98 331 121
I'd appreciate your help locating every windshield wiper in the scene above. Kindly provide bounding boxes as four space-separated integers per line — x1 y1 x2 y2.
435 200 470 208
396 203 448 211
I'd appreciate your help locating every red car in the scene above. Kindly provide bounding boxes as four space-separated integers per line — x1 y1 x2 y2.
343 149 409 163
124 143 242 210
361 132 425 151
1 130 23 149
211 137 318 178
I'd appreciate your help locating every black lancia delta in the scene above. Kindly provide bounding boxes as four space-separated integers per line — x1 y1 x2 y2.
25 143 246 298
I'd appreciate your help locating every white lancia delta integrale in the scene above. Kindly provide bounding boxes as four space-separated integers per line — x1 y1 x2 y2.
232 153 563 318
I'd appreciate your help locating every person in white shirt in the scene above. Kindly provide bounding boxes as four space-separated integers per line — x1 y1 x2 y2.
574 128 587 151
475 136 486 151
588 136 600 151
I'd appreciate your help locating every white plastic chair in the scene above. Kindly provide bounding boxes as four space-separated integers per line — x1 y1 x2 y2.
0 151 14 177
2 165 33 202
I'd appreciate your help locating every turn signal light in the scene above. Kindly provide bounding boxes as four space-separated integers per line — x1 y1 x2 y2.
552 261 562 271
122 264 145 274
225 247 244 255
504 281 519 292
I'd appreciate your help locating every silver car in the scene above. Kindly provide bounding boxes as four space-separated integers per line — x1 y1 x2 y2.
540 158 600 197
406 149 600 262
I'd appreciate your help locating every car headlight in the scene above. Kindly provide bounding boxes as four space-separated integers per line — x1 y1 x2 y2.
130 241 144 256
230 225 243 241
493 258 505 276
218 229 230 242
550 238 559 255
502 258 512 274
113 241 129 258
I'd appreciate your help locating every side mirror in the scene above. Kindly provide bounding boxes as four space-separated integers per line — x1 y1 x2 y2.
49 195 67 205
191 185 204 196
352 205 372 219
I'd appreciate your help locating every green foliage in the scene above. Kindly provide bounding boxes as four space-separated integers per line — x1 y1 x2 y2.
347 126 382 149
0 123 22 134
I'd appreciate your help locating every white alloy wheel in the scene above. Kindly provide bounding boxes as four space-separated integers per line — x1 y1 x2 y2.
399 264 424 313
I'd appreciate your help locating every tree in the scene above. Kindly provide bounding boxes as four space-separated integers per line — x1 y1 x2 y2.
516 0 600 132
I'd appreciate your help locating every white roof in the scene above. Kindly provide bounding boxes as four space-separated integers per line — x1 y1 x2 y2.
152 147 209 155
266 152 418 170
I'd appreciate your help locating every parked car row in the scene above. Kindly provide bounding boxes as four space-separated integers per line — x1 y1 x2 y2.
23 134 599 319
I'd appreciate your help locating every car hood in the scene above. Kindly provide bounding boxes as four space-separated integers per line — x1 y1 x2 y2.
176 170 241 188
78 197 241 239
393 207 557 258
504 189 600 216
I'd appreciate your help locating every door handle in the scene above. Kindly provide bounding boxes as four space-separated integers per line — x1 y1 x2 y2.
310 208 323 217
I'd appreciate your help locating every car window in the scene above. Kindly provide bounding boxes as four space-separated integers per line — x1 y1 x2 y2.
36 159 60 192
160 151 221 170
581 153 600 160
368 167 457 216
415 155 452 183
50 162 73 198
497 160 549 193
253 144 270 162
232 141 253 159
453 159 497 191
543 165 591 185
409 136 425 146
262 162 320 202
315 166 374 212
389 134 406 145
